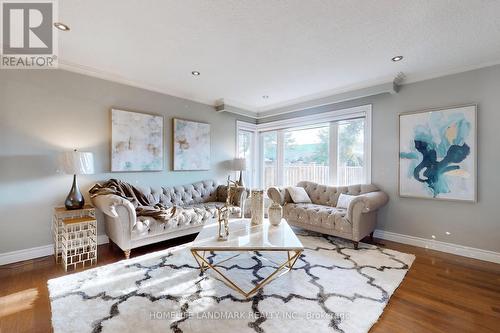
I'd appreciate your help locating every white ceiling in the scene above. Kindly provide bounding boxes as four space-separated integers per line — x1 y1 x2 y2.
58 0 500 113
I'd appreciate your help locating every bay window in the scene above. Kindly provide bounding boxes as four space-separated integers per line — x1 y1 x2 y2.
237 104 371 189
236 123 257 189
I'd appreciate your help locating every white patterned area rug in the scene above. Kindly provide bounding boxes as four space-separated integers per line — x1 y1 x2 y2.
48 230 414 333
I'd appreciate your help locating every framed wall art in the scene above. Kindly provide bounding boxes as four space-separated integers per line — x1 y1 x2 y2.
111 109 164 172
173 118 211 171
399 104 477 202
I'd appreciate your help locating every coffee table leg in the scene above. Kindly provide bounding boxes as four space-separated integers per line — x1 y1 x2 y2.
191 250 249 296
200 251 207 271
289 250 302 269
190 249 303 298
191 250 205 272
245 250 302 297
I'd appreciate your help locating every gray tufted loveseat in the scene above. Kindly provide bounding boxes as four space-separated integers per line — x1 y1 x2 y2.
92 180 246 258
267 181 388 249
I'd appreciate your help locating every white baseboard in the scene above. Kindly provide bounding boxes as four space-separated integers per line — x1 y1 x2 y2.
2 231 499 265
374 229 500 264
0 235 109 266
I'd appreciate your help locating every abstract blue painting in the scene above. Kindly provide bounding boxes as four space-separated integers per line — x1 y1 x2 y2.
399 105 476 201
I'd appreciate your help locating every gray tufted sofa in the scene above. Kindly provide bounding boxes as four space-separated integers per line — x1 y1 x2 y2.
92 180 247 258
267 181 388 249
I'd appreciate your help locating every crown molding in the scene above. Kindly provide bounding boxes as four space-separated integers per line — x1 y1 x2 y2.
215 100 258 118
254 76 396 113
58 60 217 108
402 59 500 86
256 82 395 119
58 58 500 120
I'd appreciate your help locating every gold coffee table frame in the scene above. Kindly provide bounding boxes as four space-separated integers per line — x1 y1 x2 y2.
190 248 303 298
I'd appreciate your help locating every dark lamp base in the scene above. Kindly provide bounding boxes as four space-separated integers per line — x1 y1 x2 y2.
65 174 85 210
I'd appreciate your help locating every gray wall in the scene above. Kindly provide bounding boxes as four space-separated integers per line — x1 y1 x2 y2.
0 70 252 253
1 65 499 255
260 65 500 253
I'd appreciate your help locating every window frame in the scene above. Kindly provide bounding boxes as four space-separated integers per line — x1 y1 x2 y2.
236 104 372 188
236 121 258 189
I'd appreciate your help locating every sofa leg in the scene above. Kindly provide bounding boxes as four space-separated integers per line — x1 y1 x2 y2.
370 232 374 242
353 241 359 250
124 250 131 259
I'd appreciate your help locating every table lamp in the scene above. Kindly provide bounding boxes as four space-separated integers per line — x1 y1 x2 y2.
233 158 247 187
60 150 94 210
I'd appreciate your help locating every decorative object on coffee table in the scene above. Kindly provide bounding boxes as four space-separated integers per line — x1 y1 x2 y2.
250 190 264 225
173 118 211 170
216 177 238 241
217 177 237 241
268 202 282 226
52 205 97 271
233 158 247 186
59 150 94 210
216 205 229 241
111 109 164 172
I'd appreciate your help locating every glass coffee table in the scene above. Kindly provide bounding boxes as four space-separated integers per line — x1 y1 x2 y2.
190 218 304 298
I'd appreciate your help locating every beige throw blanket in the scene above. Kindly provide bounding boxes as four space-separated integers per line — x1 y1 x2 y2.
89 179 176 222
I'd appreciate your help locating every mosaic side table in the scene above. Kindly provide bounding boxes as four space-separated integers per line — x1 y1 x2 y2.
52 205 97 271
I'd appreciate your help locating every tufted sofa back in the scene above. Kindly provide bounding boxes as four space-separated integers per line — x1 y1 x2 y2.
296 181 380 207
137 180 221 207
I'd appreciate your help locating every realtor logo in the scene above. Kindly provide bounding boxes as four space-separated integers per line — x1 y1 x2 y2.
1 0 58 68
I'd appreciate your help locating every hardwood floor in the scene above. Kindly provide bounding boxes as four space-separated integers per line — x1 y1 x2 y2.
1 236 499 333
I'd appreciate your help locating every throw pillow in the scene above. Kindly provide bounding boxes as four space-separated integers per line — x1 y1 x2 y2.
336 193 356 209
287 186 312 203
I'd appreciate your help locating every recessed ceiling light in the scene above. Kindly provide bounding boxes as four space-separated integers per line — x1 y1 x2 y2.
262 95 269 99
191 71 200 76
391 55 404 62
54 22 70 31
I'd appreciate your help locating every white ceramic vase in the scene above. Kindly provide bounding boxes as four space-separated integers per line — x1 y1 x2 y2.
250 190 264 225
268 202 282 226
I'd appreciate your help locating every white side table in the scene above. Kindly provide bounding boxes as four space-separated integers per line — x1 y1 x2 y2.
53 205 97 271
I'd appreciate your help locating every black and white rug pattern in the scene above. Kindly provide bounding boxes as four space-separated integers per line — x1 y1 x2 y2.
48 230 414 333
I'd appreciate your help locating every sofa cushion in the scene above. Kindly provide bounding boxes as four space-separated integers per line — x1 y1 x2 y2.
336 193 355 209
287 186 312 203
296 181 379 206
131 218 151 238
182 202 241 218
132 207 211 240
132 213 200 240
283 203 348 231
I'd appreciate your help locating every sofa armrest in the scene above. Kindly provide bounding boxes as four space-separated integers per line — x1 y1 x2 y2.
346 191 389 222
91 194 137 229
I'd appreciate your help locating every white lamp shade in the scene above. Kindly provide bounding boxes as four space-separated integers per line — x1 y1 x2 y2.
60 151 95 175
233 158 247 171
